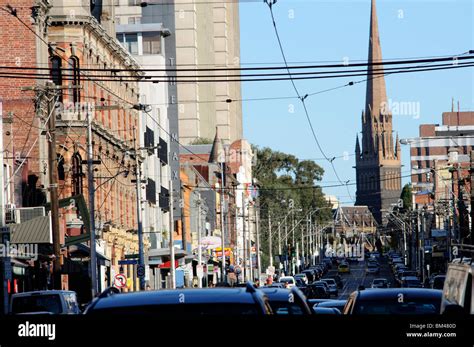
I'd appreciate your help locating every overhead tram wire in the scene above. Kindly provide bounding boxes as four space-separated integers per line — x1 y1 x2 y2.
1 58 474 80
264 0 355 202
1 53 472 73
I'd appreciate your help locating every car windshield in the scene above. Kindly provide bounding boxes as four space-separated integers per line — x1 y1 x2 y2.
279 278 293 283
355 300 439 314
89 303 262 315
12 294 62 314
268 302 305 315
323 279 336 285
373 280 386 285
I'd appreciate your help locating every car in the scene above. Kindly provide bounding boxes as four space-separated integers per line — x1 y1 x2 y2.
316 299 347 312
263 283 285 289
366 264 380 275
320 278 339 296
294 273 309 285
313 307 342 315
338 263 350 274
322 258 332 269
400 276 423 288
328 275 344 289
259 287 313 315
278 276 296 288
371 278 390 288
10 290 81 315
306 283 330 299
343 288 442 315
440 262 473 314
301 269 317 282
85 283 273 315
307 298 332 308
431 275 446 290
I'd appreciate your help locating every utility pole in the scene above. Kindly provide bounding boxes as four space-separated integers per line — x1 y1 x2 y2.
220 162 226 282
470 150 474 245
86 103 98 297
242 193 247 282
197 198 202 288
277 221 282 262
45 83 61 290
255 205 261 279
268 214 273 267
169 179 176 289
133 131 145 291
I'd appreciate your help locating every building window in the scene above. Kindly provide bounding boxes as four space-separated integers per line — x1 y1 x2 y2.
159 186 169 211
115 16 121 25
65 56 80 104
71 153 84 196
142 32 161 55
128 17 135 24
128 0 138 6
57 155 65 181
158 137 168 165
144 126 155 154
146 178 156 204
50 56 62 101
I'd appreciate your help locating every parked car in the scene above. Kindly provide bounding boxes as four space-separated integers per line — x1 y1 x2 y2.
322 258 332 269
313 307 342 315
343 288 442 315
294 273 309 285
441 263 473 314
328 275 344 289
10 290 81 315
316 299 347 312
366 264 380 275
278 276 296 288
302 269 316 282
259 287 312 315
338 263 350 274
371 278 390 289
400 276 423 288
85 283 273 315
307 298 332 308
431 275 446 290
306 283 330 299
320 278 339 297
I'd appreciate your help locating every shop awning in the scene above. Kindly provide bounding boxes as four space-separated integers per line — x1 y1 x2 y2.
9 215 52 244
64 233 90 247
68 243 110 266
148 248 188 265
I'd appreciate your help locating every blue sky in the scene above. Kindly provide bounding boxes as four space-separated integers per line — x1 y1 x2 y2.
239 0 473 205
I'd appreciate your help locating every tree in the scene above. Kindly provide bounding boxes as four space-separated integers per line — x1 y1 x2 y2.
189 137 213 145
400 183 412 212
252 145 332 269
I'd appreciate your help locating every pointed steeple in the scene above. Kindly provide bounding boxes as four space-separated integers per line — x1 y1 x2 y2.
365 0 388 121
209 126 224 164
355 134 361 157
395 133 401 159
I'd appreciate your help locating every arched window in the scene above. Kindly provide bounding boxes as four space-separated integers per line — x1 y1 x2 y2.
71 153 83 195
57 154 65 181
50 56 62 86
66 56 80 104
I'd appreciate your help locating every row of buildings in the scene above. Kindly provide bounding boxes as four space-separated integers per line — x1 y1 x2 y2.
0 0 257 308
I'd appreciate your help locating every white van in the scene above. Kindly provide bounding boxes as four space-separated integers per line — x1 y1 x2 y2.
10 290 81 315
440 263 473 314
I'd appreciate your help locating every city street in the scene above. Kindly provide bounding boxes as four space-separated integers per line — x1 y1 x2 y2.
332 257 394 300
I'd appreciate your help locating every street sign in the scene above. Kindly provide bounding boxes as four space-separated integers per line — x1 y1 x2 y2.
137 265 145 279
196 265 204 279
114 274 127 288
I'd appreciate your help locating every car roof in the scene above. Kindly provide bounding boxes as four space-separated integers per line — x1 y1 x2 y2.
372 278 388 281
89 288 260 310
355 288 442 300
259 287 294 300
317 300 346 307
12 290 76 298
403 276 420 281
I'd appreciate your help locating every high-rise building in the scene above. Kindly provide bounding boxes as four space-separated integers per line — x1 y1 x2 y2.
173 0 243 144
355 0 402 223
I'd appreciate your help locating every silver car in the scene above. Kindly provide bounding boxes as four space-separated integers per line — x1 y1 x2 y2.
320 279 338 296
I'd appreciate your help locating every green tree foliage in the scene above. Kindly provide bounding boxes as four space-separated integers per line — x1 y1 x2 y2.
400 183 412 212
189 137 213 145
252 146 333 269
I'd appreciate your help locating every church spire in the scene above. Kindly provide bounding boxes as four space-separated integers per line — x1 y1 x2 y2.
365 0 388 121
355 134 361 157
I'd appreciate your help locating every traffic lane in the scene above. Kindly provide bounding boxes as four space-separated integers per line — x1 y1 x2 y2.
335 261 366 300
